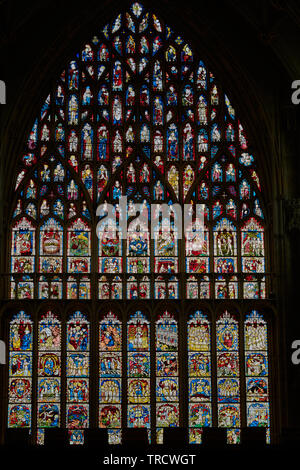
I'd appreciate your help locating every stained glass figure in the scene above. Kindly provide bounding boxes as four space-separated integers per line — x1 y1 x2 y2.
167 124 179 161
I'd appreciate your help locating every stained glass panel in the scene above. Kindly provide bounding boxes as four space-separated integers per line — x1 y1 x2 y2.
66 311 90 444
245 310 270 442
37 311 61 444
99 312 122 444
188 311 211 444
11 219 35 299
156 311 179 443
127 311 150 435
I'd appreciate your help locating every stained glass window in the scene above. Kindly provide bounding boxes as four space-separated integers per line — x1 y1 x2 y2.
156 311 179 443
66 311 90 444
216 311 241 444
8 312 33 429
127 216 151 299
99 312 122 444
245 310 270 443
10 1 266 301
188 311 211 444
37 311 61 445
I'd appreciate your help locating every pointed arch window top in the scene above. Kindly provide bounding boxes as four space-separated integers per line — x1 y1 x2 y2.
9 0 268 301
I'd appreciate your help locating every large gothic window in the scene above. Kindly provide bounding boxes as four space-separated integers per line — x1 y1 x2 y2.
6 2 271 446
